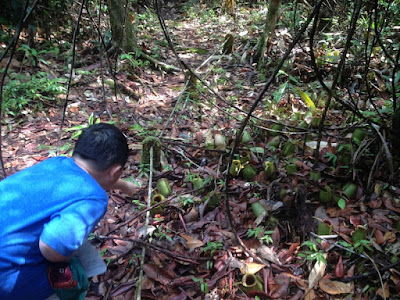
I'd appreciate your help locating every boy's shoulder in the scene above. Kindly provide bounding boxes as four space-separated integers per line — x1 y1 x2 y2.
5 157 78 181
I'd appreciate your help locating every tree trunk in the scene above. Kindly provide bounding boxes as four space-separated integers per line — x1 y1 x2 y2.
106 0 180 73
253 0 281 65
106 0 137 52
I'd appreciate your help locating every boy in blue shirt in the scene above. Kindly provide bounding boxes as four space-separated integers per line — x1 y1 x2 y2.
0 123 136 299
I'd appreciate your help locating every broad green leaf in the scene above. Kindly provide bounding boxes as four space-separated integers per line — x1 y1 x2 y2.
294 87 316 111
338 198 346 209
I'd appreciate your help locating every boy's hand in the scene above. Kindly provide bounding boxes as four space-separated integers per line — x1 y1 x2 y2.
112 179 137 197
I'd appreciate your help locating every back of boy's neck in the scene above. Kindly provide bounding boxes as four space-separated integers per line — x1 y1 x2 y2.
73 156 94 176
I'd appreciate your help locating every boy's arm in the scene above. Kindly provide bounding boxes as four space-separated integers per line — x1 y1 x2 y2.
111 178 137 197
39 239 72 262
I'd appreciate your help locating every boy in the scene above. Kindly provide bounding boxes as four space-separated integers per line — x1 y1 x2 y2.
0 123 136 299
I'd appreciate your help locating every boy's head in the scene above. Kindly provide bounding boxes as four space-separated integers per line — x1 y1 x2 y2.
72 123 129 171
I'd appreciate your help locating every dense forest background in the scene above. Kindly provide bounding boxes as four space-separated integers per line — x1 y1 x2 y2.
1 0 400 299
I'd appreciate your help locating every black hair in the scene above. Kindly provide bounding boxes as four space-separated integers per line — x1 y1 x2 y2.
72 123 129 171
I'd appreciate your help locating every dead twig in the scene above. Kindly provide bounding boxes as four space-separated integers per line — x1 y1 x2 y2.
135 146 153 300
371 123 394 181
340 260 400 283
363 251 386 300
159 80 190 137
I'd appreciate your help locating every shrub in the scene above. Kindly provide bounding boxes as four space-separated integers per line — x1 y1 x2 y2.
2 71 66 116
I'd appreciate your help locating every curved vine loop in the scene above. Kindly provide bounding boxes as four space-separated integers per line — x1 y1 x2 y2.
223 0 324 238
56 0 86 154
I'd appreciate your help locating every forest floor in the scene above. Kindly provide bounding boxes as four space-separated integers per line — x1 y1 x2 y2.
2 1 400 299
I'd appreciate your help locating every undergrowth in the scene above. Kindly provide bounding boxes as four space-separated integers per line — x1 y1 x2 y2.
2 71 66 116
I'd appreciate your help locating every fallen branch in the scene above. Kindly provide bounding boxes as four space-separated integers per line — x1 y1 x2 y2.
139 51 181 73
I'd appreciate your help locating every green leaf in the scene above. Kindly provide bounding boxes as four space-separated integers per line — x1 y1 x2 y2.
273 82 288 103
64 124 87 132
88 113 94 125
129 123 144 131
120 53 133 60
289 75 301 85
277 70 288 77
338 198 346 209
294 87 316 111
250 147 265 154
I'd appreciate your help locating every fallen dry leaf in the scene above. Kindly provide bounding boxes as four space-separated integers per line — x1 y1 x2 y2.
239 262 267 275
257 245 281 265
143 263 174 285
373 229 385 245
319 278 353 295
308 254 327 289
304 287 316 300
384 231 397 243
376 281 390 298
383 196 400 213
180 233 204 251
390 275 400 293
335 256 344 279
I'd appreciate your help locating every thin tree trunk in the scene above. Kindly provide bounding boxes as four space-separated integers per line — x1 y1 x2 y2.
107 0 137 52
253 0 281 65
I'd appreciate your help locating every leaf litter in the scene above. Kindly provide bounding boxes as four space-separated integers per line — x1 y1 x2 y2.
1 1 400 299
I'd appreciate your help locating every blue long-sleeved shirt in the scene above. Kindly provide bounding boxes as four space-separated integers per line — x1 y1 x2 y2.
0 157 108 300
